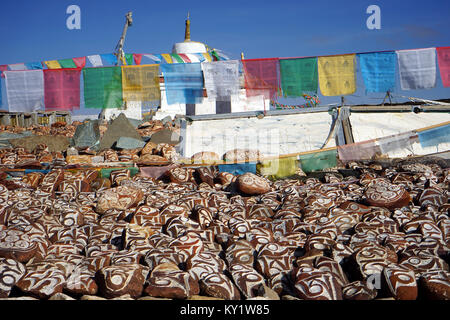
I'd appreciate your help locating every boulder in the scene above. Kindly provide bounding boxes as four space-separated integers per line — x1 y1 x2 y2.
95 264 145 299
0 258 27 298
95 186 144 214
236 173 271 195
99 113 143 151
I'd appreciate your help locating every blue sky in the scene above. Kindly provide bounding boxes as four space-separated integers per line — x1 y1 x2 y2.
0 0 449 111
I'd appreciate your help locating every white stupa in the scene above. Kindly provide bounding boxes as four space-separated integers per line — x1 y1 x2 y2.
172 13 208 54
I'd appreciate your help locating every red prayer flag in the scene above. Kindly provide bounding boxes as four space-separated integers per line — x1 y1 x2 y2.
437 46 450 87
72 57 86 69
133 54 143 66
0 65 7 78
178 53 192 63
242 58 280 99
44 68 81 111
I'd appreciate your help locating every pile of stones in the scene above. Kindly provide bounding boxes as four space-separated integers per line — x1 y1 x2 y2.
0 159 448 300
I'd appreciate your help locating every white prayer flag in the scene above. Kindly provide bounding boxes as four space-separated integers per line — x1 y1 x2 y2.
397 48 437 90
87 55 103 67
8 63 27 71
201 60 240 100
4 70 44 112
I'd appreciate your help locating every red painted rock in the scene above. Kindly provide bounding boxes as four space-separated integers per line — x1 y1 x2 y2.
419 270 450 300
199 272 241 300
167 167 195 184
21 172 44 189
38 169 64 197
195 167 216 187
342 281 377 300
15 263 66 298
382 264 417 300
223 149 263 162
293 268 343 300
186 252 226 281
95 264 145 299
217 172 236 185
236 173 271 195
0 258 26 297
419 187 447 209
64 266 98 296
225 240 255 267
95 186 144 214
191 151 220 164
140 141 157 155
229 264 265 299
0 229 38 263
110 169 131 186
364 179 411 210
145 269 199 299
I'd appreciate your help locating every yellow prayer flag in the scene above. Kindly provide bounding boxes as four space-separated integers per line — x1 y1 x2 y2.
202 53 212 62
161 54 173 64
121 64 161 103
45 60 62 69
318 54 356 96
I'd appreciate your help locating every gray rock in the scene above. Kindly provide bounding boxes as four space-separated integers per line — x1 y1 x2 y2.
71 120 100 149
115 137 146 150
99 113 143 151
149 129 181 145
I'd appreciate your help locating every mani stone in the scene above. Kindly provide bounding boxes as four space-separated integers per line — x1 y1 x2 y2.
95 186 144 214
236 173 271 195
71 120 100 149
0 258 26 298
95 264 145 299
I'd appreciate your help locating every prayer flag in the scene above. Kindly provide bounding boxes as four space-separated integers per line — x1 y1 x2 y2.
161 54 173 64
358 52 396 93
58 59 77 69
318 54 356 96
133 54 143 65
143 54 162 63
0 65 7 78
121 64 161 107
101 54 118 66
45 60 62 69
125 54 134 66
280 57 318 96
161 63 204 105
73 57 86 69
87 55 103 67
44 68 81 111
202 60 240 100
25 62 44 70
242 58 280 99
436 46 450 88
337 139 381 161
83 67 123 109
417 124 450 148
8 63 27 71
396 48 436 90
171 54 185 64
4 70 45 112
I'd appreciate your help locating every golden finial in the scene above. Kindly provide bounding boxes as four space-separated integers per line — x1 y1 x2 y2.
184 12 191 42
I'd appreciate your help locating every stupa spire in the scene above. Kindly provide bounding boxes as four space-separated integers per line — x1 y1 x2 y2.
184 12 191 42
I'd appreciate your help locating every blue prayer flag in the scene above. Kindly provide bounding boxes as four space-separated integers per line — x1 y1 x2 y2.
161 63 204 105
417 125 450 148
25 62 44 70
100 54 118 66
218 162 257 175
358 52 396 93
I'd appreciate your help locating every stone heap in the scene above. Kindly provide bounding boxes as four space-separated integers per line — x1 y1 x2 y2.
0 159 448 300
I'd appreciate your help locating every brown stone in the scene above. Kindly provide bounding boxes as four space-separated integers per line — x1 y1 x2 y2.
383 264 417 300
145 269 199 299
191 151 220 164
199 272 241 300
364 179 411 210
95 264 145 299
95 186 144 214
0 258 26 298
236 173 271 195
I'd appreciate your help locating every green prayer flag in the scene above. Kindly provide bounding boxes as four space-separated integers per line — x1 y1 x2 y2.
171 54 185 63
280 57 318 97
58 59 77 69
125 54 134 66
83 67 123 109
299 149 337 173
